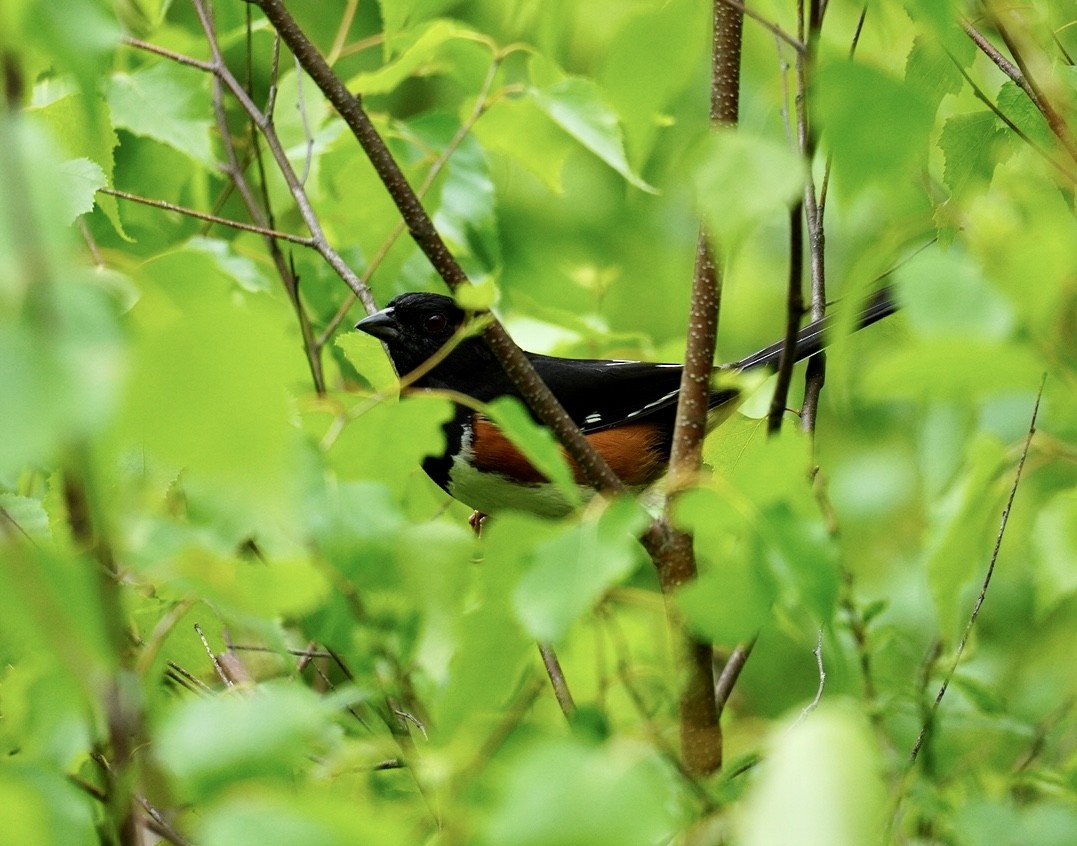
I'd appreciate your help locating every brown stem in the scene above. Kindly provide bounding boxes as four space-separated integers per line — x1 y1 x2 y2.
537 642 576 718
715 637 756 716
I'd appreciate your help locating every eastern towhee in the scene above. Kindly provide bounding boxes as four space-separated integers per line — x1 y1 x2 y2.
355 289 896 517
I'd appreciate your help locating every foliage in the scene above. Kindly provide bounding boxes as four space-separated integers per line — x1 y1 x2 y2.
1 0 1075 844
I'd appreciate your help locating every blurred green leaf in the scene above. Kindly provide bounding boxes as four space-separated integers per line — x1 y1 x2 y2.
156 681 339 800
815 60 934 196
470 93 575 192
479 737 678 846
940 112 1008 198
693 129 803 250
514 497 648 641
1030 490 1077 621
0 764 97 846
923 436 1007 642
352 19 484 95
739 704 885 846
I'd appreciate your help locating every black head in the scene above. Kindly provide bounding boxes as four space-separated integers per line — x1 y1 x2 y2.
355 292 492 387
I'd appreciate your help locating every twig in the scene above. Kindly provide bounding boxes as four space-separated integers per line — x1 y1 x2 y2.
909 373 1046 764
537 642 576 718
795 629 826 723
982 12 1077 164
717 0 805 53
194 622 232 687
714 637 756 715
99 187 315 245
795 0 828 434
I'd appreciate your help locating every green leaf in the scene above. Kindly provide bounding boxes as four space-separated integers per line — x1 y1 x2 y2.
905 33 967 116
117 251 304 526
484 396 582 509
530 75 656 192
470 94 575 193
513 497 648 642
940 112 1008 198
894 247 1016 340
0 494 51 544
922 436 1008 642
814 60 934 196
693 129 804 248
108 62 214 167
31 90 128 239
350 19 482 95
55 157 105 224
599 0 707 165
739 704 885 846
1030 490 1077 620
377 0 463 46
0 764 97 846
997 80 1054 148
156 681 338 800
480 737 678 846
198 786 409 846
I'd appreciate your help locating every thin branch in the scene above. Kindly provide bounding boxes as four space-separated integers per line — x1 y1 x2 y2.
909 374 1046 764
123 36 214 72
766 203 805 433
795 0 828 434
716 0 805 53
795 629 826 724
985 12 1077 163
537 642 577 718
714 637 756 716
99 187 315 245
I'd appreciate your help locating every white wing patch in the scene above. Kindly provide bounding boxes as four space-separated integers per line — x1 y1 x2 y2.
623 388 679 420
583 412 603 425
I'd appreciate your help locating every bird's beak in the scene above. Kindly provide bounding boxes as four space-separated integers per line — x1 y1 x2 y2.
355 307 401 341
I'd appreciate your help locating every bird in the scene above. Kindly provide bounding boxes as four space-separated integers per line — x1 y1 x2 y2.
355 288 896 518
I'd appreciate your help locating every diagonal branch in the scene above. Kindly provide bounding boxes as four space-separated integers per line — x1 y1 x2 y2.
909 374 1046 764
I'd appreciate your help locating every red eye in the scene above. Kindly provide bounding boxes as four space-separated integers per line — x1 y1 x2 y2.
423 313 449 333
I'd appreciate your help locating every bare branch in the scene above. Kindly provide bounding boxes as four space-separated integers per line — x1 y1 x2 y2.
99 187 315 245
910 374 1047 764
537 642 577 718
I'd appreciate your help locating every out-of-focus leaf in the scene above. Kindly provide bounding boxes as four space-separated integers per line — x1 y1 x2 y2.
155 681 338 800
739 704 885 846
815 60 934 196
479 737 678 846
895 248 1016 340
599 0 706 165
117 250 303 526
1030 490 1077 620
693 129 803 249
923 436 1008 641
0 764 97 846
514 497 648 641
351 19 482 94
378 0 464 48
198 785 410 846
471 93 575 193
108 62 214 167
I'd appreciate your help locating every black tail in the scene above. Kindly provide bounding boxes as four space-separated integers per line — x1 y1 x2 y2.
728 286 897 372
